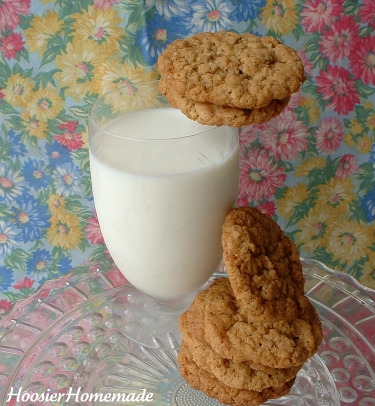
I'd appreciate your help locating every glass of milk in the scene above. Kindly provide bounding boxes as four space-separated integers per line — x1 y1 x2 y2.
89 81 239 347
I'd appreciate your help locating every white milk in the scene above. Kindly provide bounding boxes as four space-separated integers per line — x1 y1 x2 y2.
90 107 239 300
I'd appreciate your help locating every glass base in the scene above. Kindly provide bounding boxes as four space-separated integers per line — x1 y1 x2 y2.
112 284 195 348
70 329 339 406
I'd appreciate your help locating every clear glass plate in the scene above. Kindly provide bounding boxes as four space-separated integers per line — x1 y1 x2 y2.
0 258 374 405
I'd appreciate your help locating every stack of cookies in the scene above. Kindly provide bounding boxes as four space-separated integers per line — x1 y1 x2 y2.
178 207 323 406
157 31 305 127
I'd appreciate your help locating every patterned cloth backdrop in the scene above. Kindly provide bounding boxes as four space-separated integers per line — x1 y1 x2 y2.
0 0 375 317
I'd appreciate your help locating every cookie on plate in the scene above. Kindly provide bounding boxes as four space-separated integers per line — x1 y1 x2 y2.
179 312 301 391
222 207 306 322
158 31 305 110
159 76 290 127
178 341 296 406
183 278 322 368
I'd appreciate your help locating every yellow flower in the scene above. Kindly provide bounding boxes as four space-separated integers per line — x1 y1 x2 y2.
344 132 356 148
93 60 160 112
54 41 100 102
3 73 34 108
366 112 375 132
25 11 63 57
315 177 356 215
277 183 310 219
357 135 372 153
294 156 326 177
326 218 374 266
299 96 320 124
20 111 48 139
359 250 375 289
28 84 64 120
295 206 332 254
47 194 66 214
71 5 123 59
47 211 82 250
349 118 362 135
363 101 373 110
260 0 298 35
93 59 158 94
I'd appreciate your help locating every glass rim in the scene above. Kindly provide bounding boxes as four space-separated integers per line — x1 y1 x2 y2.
88 80 232 142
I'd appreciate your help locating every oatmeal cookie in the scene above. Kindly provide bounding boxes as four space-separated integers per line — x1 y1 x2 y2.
178 341 296 406
183 278 322 368
159 76 290 127
222 207 306 322
180 312 301 391
157 31 305 110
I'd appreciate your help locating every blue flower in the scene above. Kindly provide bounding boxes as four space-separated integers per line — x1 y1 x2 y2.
45 141 72 167
10 195 50 243
135 13 187 65
52 161 82 197
369 144 375 164
187 0 236 33
8 130 27 158
23 158 51 190
0 162 27 205
362 186 375 221
145 0 191 19
0 219 19 257
231 0 265 21
26 248 52 281
0 265 14 290
59 255 72 275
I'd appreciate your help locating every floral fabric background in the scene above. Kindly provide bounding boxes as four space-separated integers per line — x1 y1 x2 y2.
0 0 374 316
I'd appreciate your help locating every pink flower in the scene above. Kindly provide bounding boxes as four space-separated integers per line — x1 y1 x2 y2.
316 65 360 115
359 0 375 28
288 90 302 108
298 51 314 78
256 201 276 216
0 0 30 32
93 0 122 10
0 299 12 315
319 15 359 63
258 108 309 161
54 121 84 151
239 125 258 151
335 154 359 179
349 35 375 86
239 149 286 203
0 32 24 59
85 211 104 245
300 0 343 33
13 276 35 290
314 117 343 154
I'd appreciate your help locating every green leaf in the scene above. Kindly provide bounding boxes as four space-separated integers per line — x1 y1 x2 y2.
56 0 89 18
302 33 321 53
5 248 30 271
117 0 146 28
359 25 373 37
0 61 12 84
89 245 108 263
34 69 59 90
118 31 148 67
69 104 91 119
0 100 19 115
356 80 375 98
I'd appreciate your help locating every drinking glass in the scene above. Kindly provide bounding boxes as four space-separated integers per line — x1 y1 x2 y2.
89 81 239 347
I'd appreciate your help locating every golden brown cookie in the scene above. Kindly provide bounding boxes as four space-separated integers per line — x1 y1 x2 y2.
183 278 322 368
222 207 306 322
179 312 301 391
159 77 290 127
158 31 305 110
178 341 296 406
